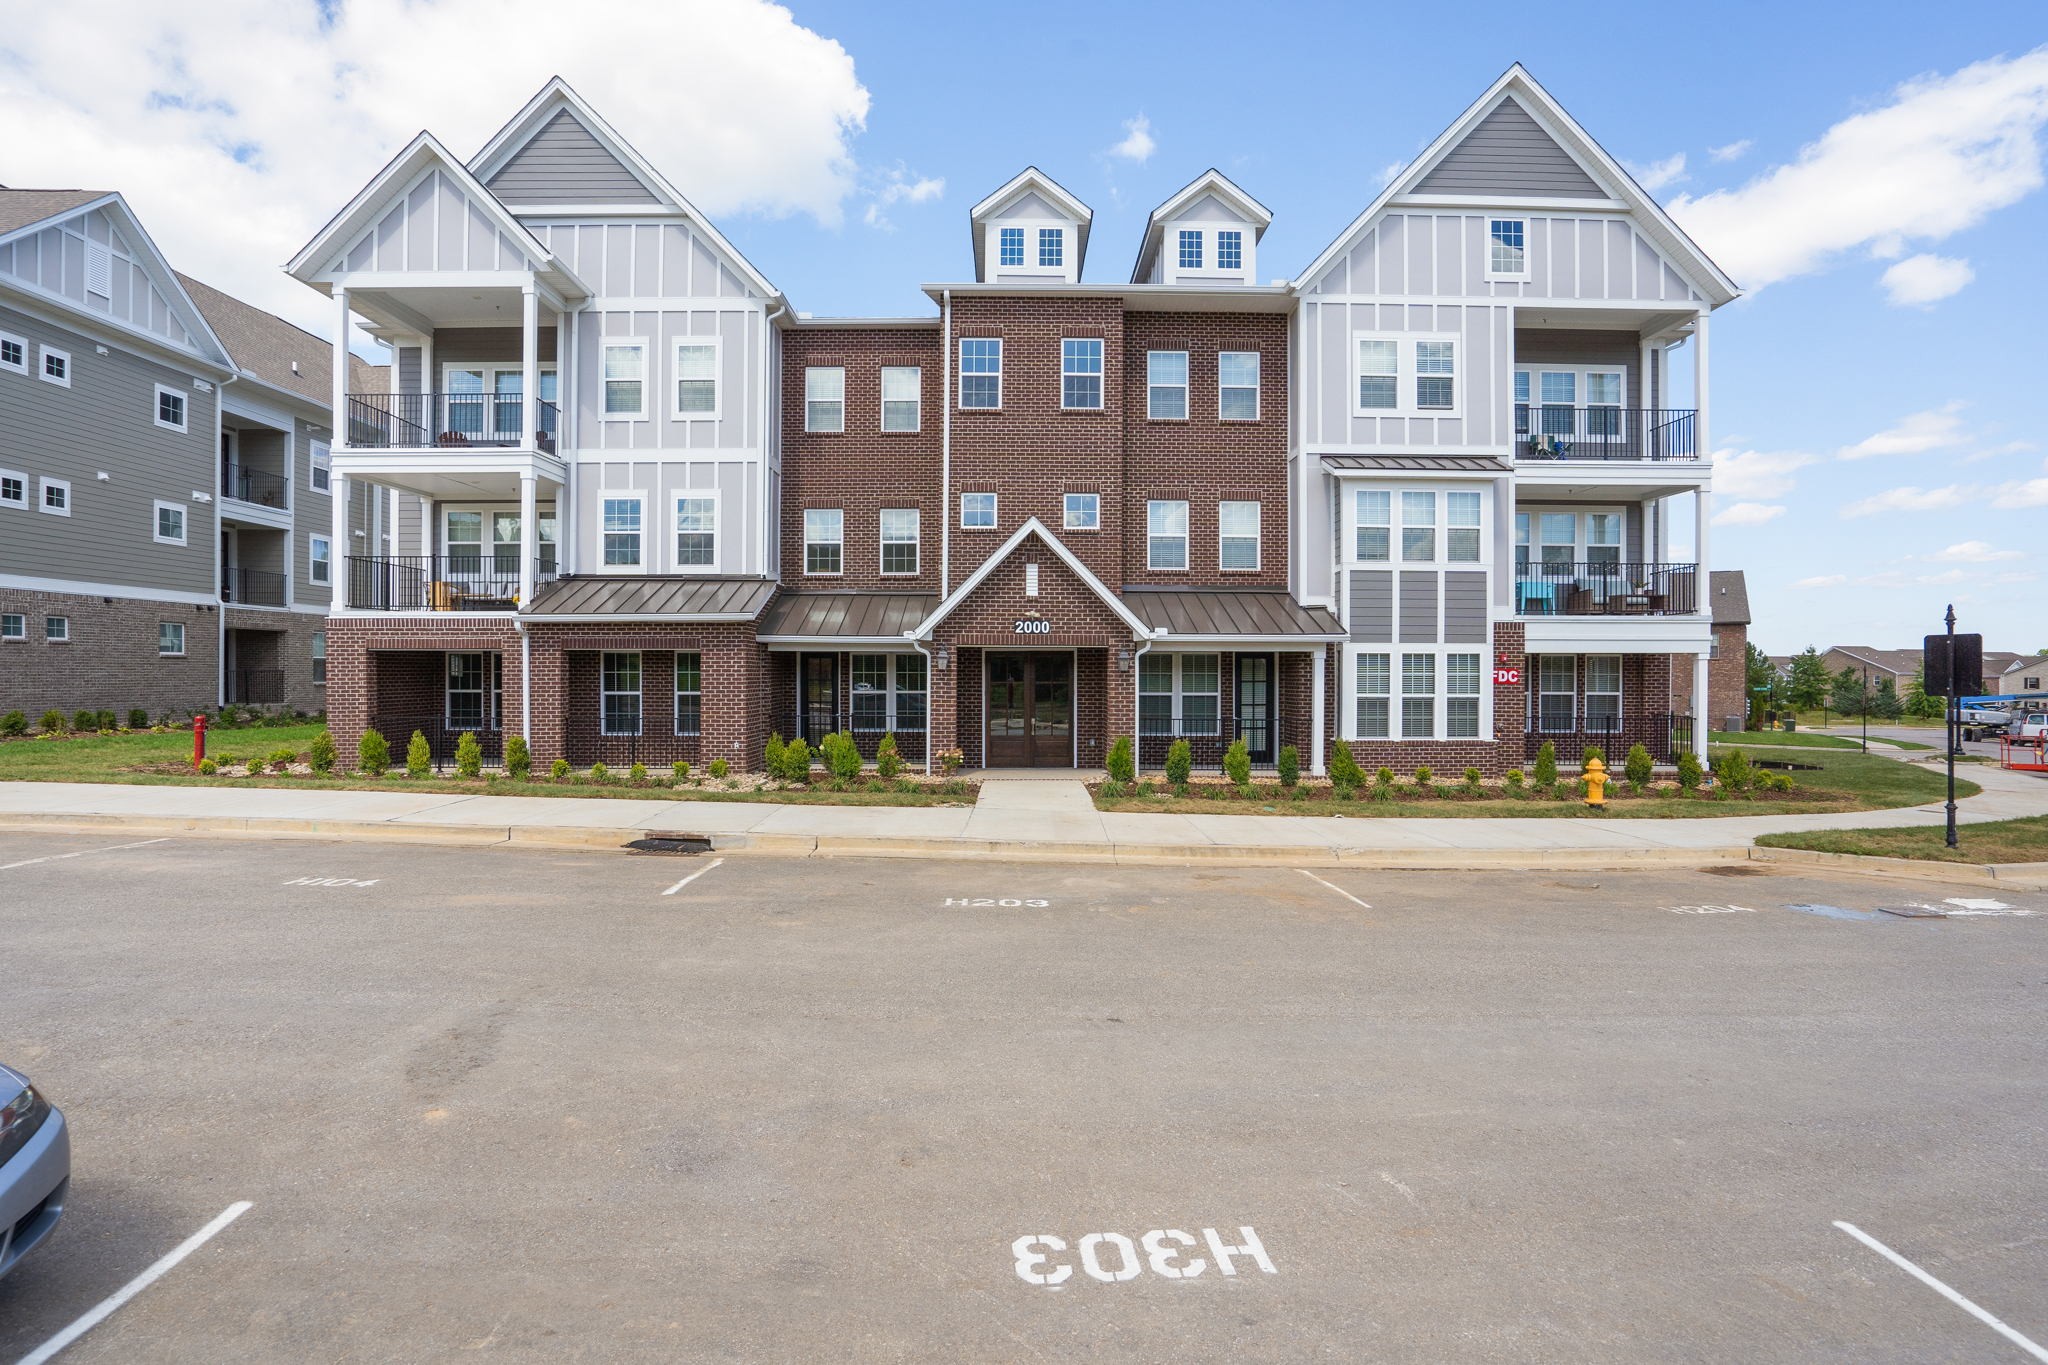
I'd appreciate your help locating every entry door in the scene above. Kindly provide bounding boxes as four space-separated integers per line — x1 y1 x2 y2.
986 653 1073 768
1236 654 1274 763
800 654 838 744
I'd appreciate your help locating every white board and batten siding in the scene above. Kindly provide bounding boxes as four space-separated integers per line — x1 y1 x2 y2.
0 206 205 356
334 168 542 276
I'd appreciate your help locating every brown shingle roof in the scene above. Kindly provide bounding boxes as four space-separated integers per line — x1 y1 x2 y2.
0 189 107 238
524 576 775 619
1708 569 1750 626
758 592 937 640
1123 588 1344 639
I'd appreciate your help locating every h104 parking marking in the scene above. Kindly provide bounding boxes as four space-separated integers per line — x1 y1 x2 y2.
1012 1227 1276 1286
282 876 379 888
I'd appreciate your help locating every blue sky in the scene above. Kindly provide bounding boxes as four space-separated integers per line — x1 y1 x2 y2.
5 1 2046 652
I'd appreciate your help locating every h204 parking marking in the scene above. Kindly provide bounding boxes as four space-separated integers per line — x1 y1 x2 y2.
1012 1227 1276 1287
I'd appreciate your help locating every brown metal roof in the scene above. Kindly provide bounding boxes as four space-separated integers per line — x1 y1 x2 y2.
1320 454 1512 472
524 576 776 619
758 591 937 639
1123 589 1344 639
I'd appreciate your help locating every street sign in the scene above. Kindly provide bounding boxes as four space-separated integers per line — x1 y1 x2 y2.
1923 631 1983 697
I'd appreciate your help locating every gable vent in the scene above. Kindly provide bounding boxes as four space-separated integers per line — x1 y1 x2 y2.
85 242 113 299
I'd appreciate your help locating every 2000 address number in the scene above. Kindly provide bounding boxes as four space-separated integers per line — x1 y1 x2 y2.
1013 619 1052 634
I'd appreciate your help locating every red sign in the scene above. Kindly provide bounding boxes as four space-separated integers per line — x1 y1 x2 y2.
1494 667 1522 686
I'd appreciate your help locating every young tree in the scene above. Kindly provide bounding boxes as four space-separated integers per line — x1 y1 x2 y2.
1744 643 1779 725
1904 666 1945 719
1786 647 1830 713
1872 675 1904 720
1830 666 1868 718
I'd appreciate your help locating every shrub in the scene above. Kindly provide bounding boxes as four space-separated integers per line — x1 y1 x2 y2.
1376 766 1394 789
1711 746 1752 794
358 728 390 777
1464 766 1483 794
73 710 97 734
551 757 571 781
0 710 25 738
1767 772 1796 793
781 737 812 783
1581 744 1606 770
127 708 149 730
40 709 65 735
244 756 264 775
589 761 610 784
709 758 729 779
1624 742 1653 792
937 747 963 776
764 732 787 777
874 733 901 780
455 730 483 778
196 757 217 775
1165 738 1193 787
1534 740 1558 788
308 730 337 774
1328 740 1363 791
629 762 648 784
1506 769 1526 794
405 730 432 779
828 731 862 782
1412 763 1433 788
1106 735 1136 785
1223 737 1252 789
672 759 691 782
505 735 531 780
1676 749 1703 791
267 746 297 773
1277 745 1300 789
96 710 117 732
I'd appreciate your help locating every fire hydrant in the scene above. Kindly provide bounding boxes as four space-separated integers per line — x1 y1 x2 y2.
1583 754 1609 807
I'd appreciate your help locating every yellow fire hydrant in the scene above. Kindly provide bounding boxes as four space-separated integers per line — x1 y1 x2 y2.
1583 754 1610 807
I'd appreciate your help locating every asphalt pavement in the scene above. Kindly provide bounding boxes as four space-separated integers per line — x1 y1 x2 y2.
1 832 2044 1361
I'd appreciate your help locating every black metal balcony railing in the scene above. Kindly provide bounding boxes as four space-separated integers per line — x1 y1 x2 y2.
221 462 288 509
369 715 505 772
775 711 930 764
1139 715 1309 775
229 668 285 705
1515 561 1698 616
1514 407 1695 461
1525 712 1694 765
221 566 288 607
346 554 556 612
344 393 559 452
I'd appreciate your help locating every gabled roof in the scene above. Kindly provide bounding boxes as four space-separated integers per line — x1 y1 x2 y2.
1825 646 1923 677
1130 169 1272 282
968 167 1093 281
1707 570 1751 627
178 271 383 405
2004 654 2048 675
1294 64 1739 308
468 77 783 303
912 518 1150 639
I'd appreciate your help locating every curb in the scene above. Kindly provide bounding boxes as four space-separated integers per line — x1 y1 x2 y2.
1749 845 2048 890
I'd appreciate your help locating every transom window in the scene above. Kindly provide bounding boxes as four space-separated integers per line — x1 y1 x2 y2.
154 501 186 545
805 366 845 432
158 621 185 656
1147 500 1189 571
959 339 1001 409
1489 219 1527 278
1355 490 1390 562
880 508 919 575
674 652 703 736
602 497 643 567
674 342 717 416
1177 230 1203 270
881 366 921 431
804 507 844 574
1061 338 1103 410
1038 227 1064 267
1219 500 1260 570
852 654 928 733
1063 491 1100 530
960 492 997 528
675 496 716 568
1147 350 1188 420
1139 653 1220 736
601 652 642 735
155 385 187 432
1217 230 1243 271
1218 351 1259 421
999 226 1026 267
602 343 646 418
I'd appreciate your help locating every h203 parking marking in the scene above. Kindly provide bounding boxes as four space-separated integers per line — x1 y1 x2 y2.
945 897 1050 909
1012 1227 1276 1286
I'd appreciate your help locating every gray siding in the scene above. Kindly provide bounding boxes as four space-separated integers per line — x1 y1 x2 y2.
1444 571 1487 643
0 303 215 595
0 207 203 354
486 109 659 205
1398 572 1439 644
1413 98 1604 199
1348 569 1393 642
396 346 421 393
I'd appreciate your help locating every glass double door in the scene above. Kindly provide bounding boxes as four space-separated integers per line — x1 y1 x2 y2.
444 366 558 443
986 653 1073 768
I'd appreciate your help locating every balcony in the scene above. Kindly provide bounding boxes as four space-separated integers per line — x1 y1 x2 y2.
222 462 289 510
1515 562 1698 617
346 554 556 612
221 566 288 608
1514 407 1695 461
344 393 558 452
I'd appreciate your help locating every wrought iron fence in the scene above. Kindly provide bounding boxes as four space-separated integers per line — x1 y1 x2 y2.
1139 714 1310 774
1514 562 1698 617
345 554 554 611
1513 407 1696 461
344 392 559 451
222 566 288 607
1525 712 1694 764
229 668 285 704
770 713 929 764
368 715 506 772
221 462 288 508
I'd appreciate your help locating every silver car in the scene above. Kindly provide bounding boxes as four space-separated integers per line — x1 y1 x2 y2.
0 1064 68 1279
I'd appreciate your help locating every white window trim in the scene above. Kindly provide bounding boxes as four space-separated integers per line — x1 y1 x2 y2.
1344 645 1492 742
599 491 649 573
1516 504 1626 573
1037 225 1066 269
1533 655 1578 735
1176 228 1205 271
958 339 1002 410
1146 499 1190 572
673 650 704 736
441 505 558 575
39 346 71 388
153 383 189 433
1218 500 1261 572
0 332 27 376
308 533 332 585
982 221 1074 278
1584 654 1624 736
672 489 721 574
309 439 331 493
1218 351 1260 422
1215 229 1245 272
803 506 845 577
671 337 722 421
45 615 69 643
0 613 23 641
0 467 27 509
850 653 930 733
878 507 920 578
1146 350 1189 421
1351 333 1462 419
312 631 327 687
600 650 644 736
1060 337 1104 411
158 621 187 657
880 365 922 433
1343 481 1492 569
39 477 71 517
804 365 846 433
960 491 998 530
1138 652 1223 737
153 499 188 546
1062 491 1100 531
1485 217 1531 282
600 340 650 421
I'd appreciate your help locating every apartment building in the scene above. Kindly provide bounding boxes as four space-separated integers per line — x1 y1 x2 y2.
296 66 1731 774
0 189 382 720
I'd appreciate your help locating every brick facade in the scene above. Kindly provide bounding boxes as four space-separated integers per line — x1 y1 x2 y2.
222 607 329 715
0 587 221 721
1670 624 1746 729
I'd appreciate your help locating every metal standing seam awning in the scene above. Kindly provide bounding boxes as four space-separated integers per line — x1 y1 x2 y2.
1319 454 1513 474
1122 589 1344 644
520 576 778 621
755 592 939 646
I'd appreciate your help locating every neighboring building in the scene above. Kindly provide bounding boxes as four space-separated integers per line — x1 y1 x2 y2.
294 66 1731 773
0 188 384 720
1671 569 1750 729
1995 654 2045 697
1823 645 2024 697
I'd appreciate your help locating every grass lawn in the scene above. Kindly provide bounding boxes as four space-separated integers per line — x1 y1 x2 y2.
1094 749 1974 819
1711 730 1860 750
0 724 974 807
1758 815 2048 864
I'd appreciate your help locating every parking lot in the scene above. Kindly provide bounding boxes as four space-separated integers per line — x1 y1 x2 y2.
2 831 2045 1361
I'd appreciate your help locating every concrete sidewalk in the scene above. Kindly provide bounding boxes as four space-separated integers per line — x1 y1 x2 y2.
0 761 2042 874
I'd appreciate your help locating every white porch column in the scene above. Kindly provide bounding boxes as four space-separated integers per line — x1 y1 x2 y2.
518 473 538 606
1695 484 1712 579
1693 653 1711 762
520 283 540 447
1311 646 1328 776
329 472 350 609
1692 312 1710 458
330 287 350 448
419 496 432 561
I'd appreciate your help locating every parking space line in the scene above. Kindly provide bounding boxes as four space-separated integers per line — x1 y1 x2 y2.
1297 869 1370 910
15 1201 252 1365
661 857 725 896
0 838 171 872
1833 1220 2048 1363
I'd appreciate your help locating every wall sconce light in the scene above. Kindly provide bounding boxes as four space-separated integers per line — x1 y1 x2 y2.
934 645 951 670
1116 647 1133 673
96 471 111 481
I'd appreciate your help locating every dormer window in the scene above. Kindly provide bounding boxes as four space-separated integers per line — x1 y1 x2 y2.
1217 230 1243 271
999 227 1026 268
1177 230 1203 270
1038 228 1064 268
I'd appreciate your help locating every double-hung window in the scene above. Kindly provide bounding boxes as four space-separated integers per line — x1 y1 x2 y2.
1446 491 1481 563
1446 653 1482 738
1063 492 1099 530
960 492 997 529
1537 657 1576 733
675 495 716 568
1401 654 1436 738
804 508 843 574
1218 351 1259 421
1400 492 1436 562
1357 339 1397 410
1355 653 1391 738
674 342 717 417
1177 230 1203 270
312 631 326 686
1356 337 1459 415
1415 341 1456 410
881 366 921 431
959 339 1001 409
1488 218 1528 279
1139 654 1220 736
1219 500 1260 570
1147 350 1188 420
805 366 844 432
153 501 187 546
601 652 642 735
1061 339 1103 410
1038 228 1063 268
674 652 703 736
602 343 646 418
1216 230 1243 270
309 534 332 585
602 496 643 567
880 508 919 575
154 385 187 432
851 653 928 732
1362 649 1483 741
1585 656 1622 734
158 621 185 656
310 440 330 493
1585 370 1623 438
1147 499 1189 571
999 226 1026 267
1586 511 1622 568
446 652 497 729
1354 490 1391 562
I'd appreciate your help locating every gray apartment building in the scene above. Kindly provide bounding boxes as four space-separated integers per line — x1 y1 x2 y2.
0 188 389 720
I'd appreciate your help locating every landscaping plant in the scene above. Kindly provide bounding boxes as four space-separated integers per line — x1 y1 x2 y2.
1165 738 1193 788
505 735 530 780
1412 763 1434 796
1676 748 1703 792
244 757 264 775
267 747 297 773
672 759 691 782
358 728 390 777
551 757 571 781
781 737 812 783
196 758 217 775
1624 742 1653 793
828 731 862 782
73 710 97 734
709 758 730 779
0 710 26 737
1106 735 1137 785
1506 769 1526 796
1327 740 1363 794
1464 766 1483 795
455 730 483 778
1581 744 1605 769
630 762 648 784
876 733 902 780
1712 746 1752 795
308 730 337 774
1276 745 1300 789
127 708 149 730
405 730 432 779
937 747 964 776
1223 737 1253 791
1534 740 1558 789
764 732 787 776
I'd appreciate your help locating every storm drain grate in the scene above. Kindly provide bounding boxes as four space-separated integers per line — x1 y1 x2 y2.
1877 904 1947 919
624 833 714 856
1703 865 1769 877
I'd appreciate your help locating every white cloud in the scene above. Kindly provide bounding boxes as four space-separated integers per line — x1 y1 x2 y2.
862 166 945 230
1714 448 1816 499
1708 139 1754 163
1926 540 2022 562
1109 114 1157 164
1838 401 1969 459
1667 48 2048 291
1840 484 1977 517
1881 253 1975 305
1797 574 1850 588
0 0 872 335
1625 152 1688 193
1995 476 2048 508
1713 501 1786 527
